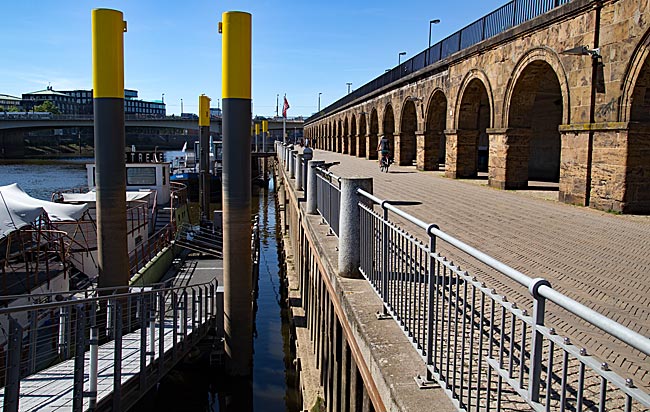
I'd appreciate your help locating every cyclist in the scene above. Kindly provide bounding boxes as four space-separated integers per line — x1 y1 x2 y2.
377 135 390 166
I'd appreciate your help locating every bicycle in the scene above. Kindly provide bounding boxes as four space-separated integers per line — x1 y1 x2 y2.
379 152 391 173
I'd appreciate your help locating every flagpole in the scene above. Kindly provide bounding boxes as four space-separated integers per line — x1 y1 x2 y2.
283 93 286 144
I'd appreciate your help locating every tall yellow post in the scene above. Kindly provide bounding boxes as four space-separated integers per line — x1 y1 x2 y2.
199 94 211 222
92 9 129 289
221 11 253 377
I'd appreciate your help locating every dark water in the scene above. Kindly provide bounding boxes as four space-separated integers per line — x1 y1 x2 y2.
4 160 298 411
0 159 90 200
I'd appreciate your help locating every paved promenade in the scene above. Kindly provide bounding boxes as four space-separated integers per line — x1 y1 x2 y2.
312 149 650 389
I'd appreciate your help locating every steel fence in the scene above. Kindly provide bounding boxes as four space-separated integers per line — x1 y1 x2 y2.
315 168 341 237
355 189 649 412
306 0 575 124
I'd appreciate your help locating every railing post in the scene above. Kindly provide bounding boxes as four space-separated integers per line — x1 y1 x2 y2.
89 301 99 411
172 291 178 359
139 293 148 392
28 310 37 374
528 278 551 402
113 301 123 412
192 289 197 331
290 150 298 178
182 291 189 340
381 205 390 308
72 304 86 412
426 224 439 381
58 306 68 358
158 290 165 378
338 177 373 278
149 294 156 363
4 316 23 412
307 161 325 214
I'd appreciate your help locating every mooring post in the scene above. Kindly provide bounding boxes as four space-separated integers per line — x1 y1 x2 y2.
338 177 373 278
199 94 212 223
296 153 304 190
307 160 325 214
220 10 253 377
92 8 129 289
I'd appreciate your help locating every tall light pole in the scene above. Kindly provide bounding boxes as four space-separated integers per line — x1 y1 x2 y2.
161 93 165 103
276 94 279 117
398 51 406 66
180 98 183 114
427 19 441 65
318 92 322 112
346 83 352 94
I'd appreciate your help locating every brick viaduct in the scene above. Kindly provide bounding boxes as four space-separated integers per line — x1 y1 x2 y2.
303 0 650 214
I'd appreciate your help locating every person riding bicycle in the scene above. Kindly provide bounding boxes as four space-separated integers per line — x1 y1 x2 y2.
377 136 390 164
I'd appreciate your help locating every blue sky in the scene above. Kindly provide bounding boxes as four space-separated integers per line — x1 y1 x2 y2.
1 0 507 117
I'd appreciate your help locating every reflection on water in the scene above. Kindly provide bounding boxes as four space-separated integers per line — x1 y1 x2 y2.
0 159 89 200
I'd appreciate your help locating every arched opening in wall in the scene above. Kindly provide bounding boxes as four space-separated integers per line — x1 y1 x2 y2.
399 100 417 166
369 109 379 160
350 115 357 156
329 122 333 151
508 60 562 186
338 120 343 153
457 78 490 178
627 53 650 213
359 112 368 158
383 104 395 159
425 91 447 170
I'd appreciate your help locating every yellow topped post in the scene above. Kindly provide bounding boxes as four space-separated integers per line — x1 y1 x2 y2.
222 12 251 100
92 9 126 99
262 120 268 132
199 94 211 127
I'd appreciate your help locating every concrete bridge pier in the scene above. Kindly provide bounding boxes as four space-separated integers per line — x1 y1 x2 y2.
416 130 439 171
0 130 25 158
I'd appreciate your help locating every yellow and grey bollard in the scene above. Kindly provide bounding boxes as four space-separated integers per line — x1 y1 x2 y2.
254 123 260 153
262 120 268 153
199 94 211 222
92 8 129 289
220 11 253 377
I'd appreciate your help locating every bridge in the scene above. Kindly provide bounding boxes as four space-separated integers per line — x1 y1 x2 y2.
277 142 649 411
303 0 650 214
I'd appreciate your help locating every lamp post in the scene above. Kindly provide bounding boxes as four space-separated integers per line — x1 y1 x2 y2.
428 19 440 65
180 98 183 114
346 83 352 94
318 92 322 112
398 51 406 66
161 93 165 103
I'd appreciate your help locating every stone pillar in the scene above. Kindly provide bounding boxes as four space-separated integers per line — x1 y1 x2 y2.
356 134 366 158
488 128 531 190
610 122 650 213
296 153 304 190
307 160 325 214
445 129 479 178
338 177 373 278
558 127 590 206
289 150 297 178
416 130 439 171
395 131 417 166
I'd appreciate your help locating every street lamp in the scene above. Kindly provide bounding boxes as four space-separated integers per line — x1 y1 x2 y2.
180 98 183 115
398 51 406 66
318 92 322 112
428 19 440 50
161 93 165 103
346 83 352 94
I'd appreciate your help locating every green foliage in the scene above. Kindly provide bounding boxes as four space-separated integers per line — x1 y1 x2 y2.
33 100 60 114
8 106 20 112
309 396 326 412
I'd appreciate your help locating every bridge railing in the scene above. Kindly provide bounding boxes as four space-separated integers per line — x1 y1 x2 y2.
0 278 220 411
353 188 649 412
315 167 341 237
307 0 574 124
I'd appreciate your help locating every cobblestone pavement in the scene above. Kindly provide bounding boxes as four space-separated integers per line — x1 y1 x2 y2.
312 149 650 390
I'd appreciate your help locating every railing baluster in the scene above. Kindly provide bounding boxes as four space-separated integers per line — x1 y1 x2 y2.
72 304 86 412
113 301 123 412
5 316 23 412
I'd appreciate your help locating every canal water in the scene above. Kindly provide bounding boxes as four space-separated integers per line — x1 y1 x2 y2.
1 159 299 411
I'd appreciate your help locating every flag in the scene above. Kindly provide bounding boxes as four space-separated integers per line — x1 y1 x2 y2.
282 96 290 118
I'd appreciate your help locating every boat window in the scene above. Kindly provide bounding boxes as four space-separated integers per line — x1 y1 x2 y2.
126 167 156 186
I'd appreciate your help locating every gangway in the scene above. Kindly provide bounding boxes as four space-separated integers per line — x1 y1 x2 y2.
0 279 221 411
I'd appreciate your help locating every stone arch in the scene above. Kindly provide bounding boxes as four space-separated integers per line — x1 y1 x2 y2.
397 98 418 165
350 114 358 156
450 70 493 178
619 29 650 122
382 104 395 159
422 89 448 171
369 108 379 160
503 57 564 187
503 47 570 126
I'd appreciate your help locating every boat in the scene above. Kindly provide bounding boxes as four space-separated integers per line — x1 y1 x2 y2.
170 140 222 202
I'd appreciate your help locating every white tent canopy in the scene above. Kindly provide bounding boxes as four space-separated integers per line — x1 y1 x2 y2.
61 191 152 203
0 183 88 239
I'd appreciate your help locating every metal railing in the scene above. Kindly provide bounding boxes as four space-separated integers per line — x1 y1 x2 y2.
307 0 574 124
353 188 649 411
0 278 220 411
315 168 341 237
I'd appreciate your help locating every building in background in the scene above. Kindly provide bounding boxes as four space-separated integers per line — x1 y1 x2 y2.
0 94 22 111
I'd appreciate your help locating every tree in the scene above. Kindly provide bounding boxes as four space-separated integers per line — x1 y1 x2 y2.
34 100 60 114
8 106 20 112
